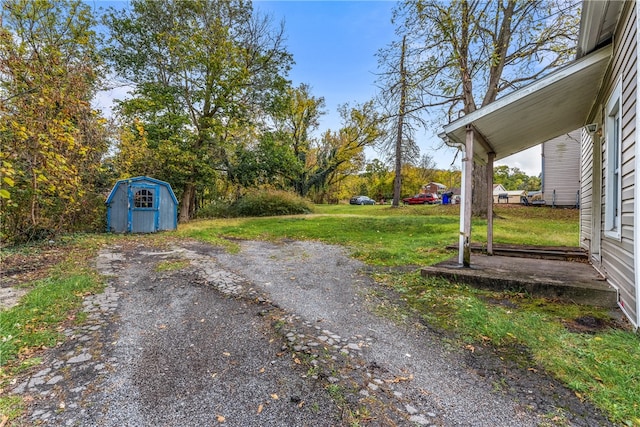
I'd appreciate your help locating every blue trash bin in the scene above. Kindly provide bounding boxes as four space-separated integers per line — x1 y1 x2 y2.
442 194 449 204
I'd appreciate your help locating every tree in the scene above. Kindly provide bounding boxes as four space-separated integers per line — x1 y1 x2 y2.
432 166 462 192
376 35 426 207
393 0 579 216
225 130 300 192
270 83 326 196
304 102 383 202
0 0 107 243
494 165 541 191
362 159 392 202
103 0 292 221
272 83 383 199
417 153 437 184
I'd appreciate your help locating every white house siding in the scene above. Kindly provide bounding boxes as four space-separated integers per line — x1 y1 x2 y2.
580 130 594 252
599 2 637 326
543 130 581 207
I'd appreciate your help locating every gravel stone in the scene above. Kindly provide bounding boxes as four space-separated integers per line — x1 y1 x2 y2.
6 240 615 427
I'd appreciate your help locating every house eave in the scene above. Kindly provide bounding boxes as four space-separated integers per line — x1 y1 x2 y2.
441 45 612 162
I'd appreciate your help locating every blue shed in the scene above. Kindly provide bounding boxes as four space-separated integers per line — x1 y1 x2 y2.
106 176 178 233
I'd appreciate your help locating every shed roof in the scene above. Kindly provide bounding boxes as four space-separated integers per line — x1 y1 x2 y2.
106 176 178 205
440 45 612 162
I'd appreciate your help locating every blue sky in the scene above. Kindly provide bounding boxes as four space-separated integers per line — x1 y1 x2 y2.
93 0 540 175
254 1 462 171
255 1 540 175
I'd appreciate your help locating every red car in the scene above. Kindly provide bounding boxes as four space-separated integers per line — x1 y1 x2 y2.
402 193 439 205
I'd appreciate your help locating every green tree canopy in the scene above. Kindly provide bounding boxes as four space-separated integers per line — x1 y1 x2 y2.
103 0 292 221
0 0 107 243
494 165 541 191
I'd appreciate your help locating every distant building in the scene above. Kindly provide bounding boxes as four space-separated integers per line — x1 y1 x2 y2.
542 130 581 207
423 182 447 194
492 184 507 194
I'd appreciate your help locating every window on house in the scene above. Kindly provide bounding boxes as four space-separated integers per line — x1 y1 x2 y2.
604 81 622 239
134 188 154 208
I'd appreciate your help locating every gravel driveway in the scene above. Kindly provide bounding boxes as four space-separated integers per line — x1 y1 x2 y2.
9 239 613 426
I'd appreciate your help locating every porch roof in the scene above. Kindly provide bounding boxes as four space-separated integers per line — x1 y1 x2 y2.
441 45 612 162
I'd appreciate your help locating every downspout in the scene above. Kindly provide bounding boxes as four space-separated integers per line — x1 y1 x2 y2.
439 132 468 266
541 143 545 202
635 3 640 329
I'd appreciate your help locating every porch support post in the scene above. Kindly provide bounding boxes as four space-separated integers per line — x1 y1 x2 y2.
461 125 474 267
458 156 466 264
487 151 495 255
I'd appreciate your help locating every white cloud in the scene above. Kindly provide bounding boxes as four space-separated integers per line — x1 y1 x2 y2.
495 145 542 177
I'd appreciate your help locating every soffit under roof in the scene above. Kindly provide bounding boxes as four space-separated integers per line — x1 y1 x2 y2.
577 0 623 57
441 45 611 162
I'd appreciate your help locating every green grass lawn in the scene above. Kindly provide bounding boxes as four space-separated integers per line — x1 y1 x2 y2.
179 204 580 266
2 205 638 426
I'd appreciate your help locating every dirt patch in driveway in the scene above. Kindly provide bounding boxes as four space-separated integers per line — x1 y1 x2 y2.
7 239 614 426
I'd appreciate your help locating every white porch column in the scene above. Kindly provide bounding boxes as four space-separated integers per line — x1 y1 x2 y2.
487 152 495 255
458 158 466 264
462 125 474 267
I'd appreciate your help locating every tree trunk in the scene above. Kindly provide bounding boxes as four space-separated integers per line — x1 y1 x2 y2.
179 183 196 223
392 35 407 208
472 1 515 219
472 163 489 218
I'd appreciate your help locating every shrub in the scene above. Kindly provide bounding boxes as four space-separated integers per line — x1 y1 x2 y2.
195 200 234 219
197 190 314 218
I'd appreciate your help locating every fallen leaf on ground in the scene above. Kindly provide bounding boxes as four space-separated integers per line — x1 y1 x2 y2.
257 404 264 414
384 374 413 383
259 367 265 373
223 352 231 357
216 415 225 423
271 393 279 400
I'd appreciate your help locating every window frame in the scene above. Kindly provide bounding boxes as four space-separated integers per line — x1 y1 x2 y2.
604 79 622 240
133 187 155 210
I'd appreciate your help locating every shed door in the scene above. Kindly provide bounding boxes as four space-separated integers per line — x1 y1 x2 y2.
129 184 159 233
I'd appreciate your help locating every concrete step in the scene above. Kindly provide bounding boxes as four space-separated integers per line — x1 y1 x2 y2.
422 254 616 308
445 243 588 262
